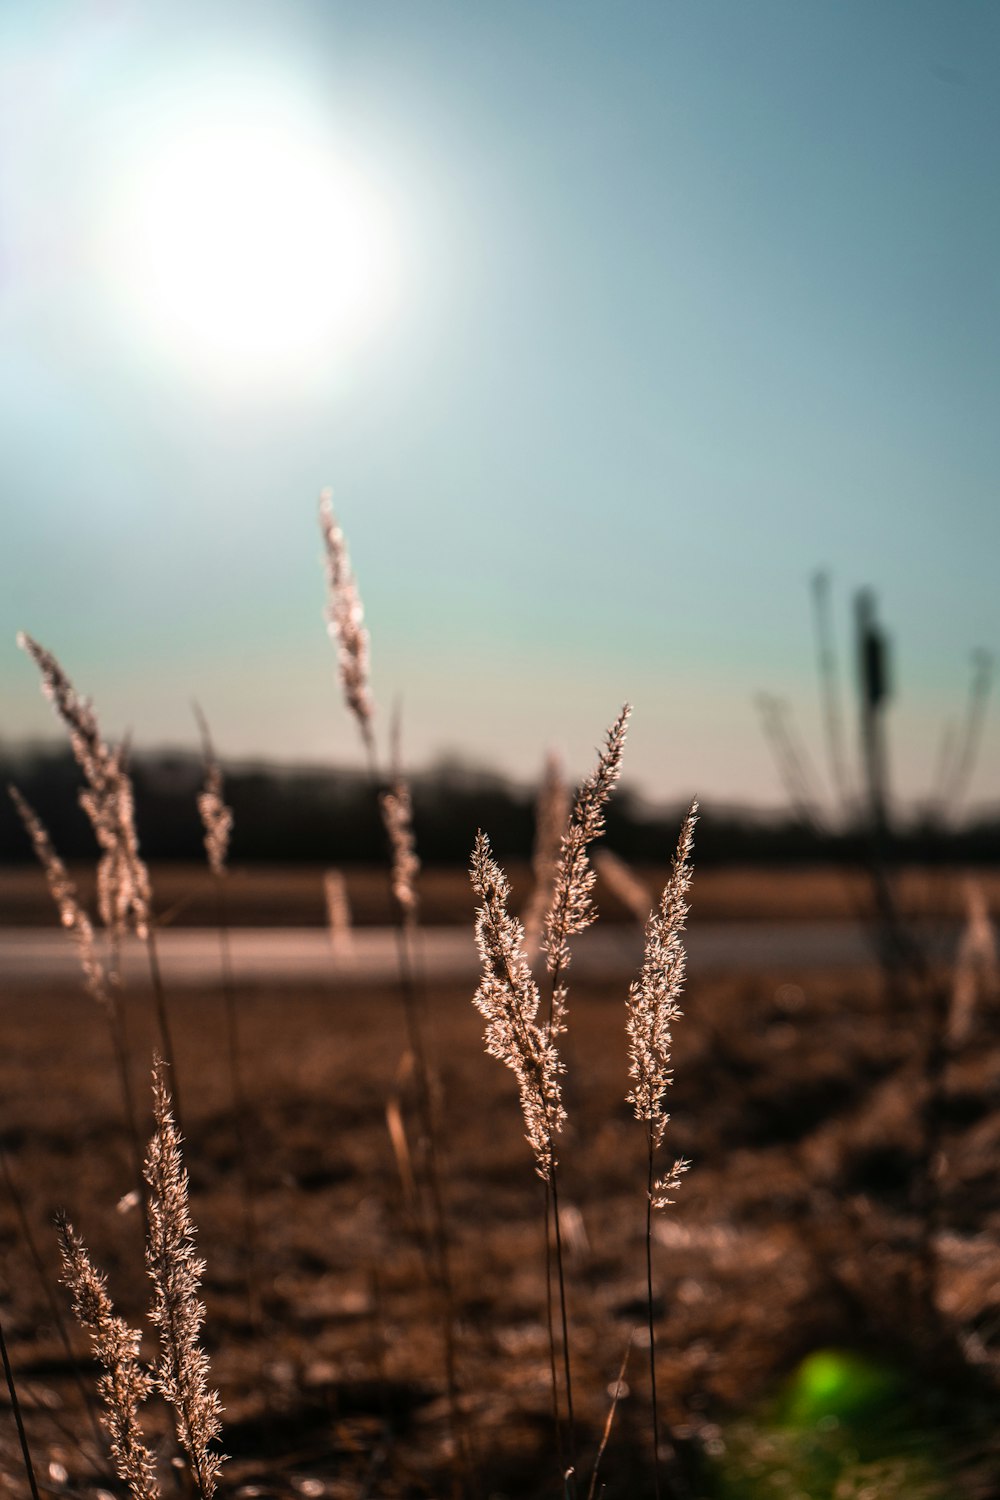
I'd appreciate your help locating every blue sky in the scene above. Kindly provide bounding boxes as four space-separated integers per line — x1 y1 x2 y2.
1 1 998 811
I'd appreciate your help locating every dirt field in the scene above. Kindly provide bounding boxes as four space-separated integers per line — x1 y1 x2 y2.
0 949 998 1497
1 861 997 928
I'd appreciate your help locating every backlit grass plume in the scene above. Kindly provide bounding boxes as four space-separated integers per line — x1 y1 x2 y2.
380 776 420 923
18 633 152 944
543 705 631 1031
625 799 697 1500
10 783 147 1194
626 799 697 1161
471 830 565 1180
19 632 183 1124
8 786 112 1014
319 489 375 761
144 1061 224 1500
56 1213 160 1500
471 705 634 1481
194 708 233 880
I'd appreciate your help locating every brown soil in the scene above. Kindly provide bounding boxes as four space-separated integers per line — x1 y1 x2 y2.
1 861 996 927
0 952 997 1497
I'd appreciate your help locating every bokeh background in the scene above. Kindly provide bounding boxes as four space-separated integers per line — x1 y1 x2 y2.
1 0 998 807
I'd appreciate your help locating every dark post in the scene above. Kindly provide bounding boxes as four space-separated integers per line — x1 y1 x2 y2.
855 589 890 839
854 590 915 978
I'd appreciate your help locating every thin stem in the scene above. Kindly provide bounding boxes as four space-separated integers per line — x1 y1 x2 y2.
642 1128 691 1500
143 926 184 1137
482 900 573 1487
0 1311 41 1500
0 1150 106 1466
214 877 262 1340
544 1183 565 1475
105 981 147 1215
363 743 470 1495
393 917 465 1472
646 1124 661 1500
588 1332 633 1500
549 1160 576 1487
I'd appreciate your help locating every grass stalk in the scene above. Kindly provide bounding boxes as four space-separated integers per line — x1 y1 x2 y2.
587 1332 633 1500
365 747 469 1486
320 496 468 1489
214 876 263 1340
543 1184 565 1471
625 804 697 1500
548 1158 576 1484
145 1062 224 1500
645 1122 660 1500
387 871 469 1494
142 927 183 1137
7 786 147 1221
106 971 147 1215
0 1150 106 1464
0 1311 41 1500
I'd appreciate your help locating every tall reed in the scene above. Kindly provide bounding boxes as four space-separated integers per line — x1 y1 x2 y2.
56 1212 160 1500
625 801 696 1499
193 708 262 1340
56 1063 224 1500
472 707 630 1483
318 492 466 1483
144 1061 224 1500
17 634 183 1130
0 1310 41 1500
8 785 145 1201
542 707 630 1469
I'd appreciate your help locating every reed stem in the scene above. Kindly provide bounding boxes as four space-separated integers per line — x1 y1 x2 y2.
0 1312 41 1500
646 1124 661 1500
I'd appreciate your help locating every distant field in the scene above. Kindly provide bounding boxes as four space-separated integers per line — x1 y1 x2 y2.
1 860 996 927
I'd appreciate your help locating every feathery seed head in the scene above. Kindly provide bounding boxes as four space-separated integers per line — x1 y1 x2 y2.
324 869 353 947
19 634 152 941
56 1212 160 1500
9 785 114 1013
197 771 233 880
471 831 565 1179
652 1157 691 1210
542 705 632 1005
319 490 375 755
144 1061 224 1498
626 800 697 1153
18 632 107 784
193 715 233 879
380 777 420 920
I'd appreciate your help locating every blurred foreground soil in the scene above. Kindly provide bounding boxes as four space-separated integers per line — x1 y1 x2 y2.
0 958 998 1497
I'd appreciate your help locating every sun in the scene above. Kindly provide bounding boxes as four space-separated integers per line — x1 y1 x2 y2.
102 78 400 383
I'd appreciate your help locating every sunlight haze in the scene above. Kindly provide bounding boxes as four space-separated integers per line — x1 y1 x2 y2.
1 1 997 811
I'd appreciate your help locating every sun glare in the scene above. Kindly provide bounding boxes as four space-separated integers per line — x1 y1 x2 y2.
103 80 400 383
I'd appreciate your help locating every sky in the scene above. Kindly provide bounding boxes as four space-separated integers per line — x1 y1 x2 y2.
1 1 998 815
